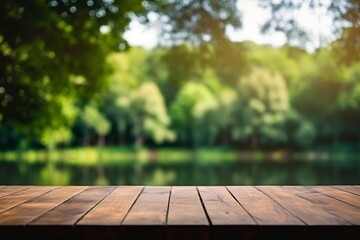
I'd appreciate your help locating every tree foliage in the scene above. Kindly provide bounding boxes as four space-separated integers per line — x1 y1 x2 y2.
1 1 360 150
232 67 289 147
259 0 360 63
145 0 241 45
130 82 175 146
0 0 145 137
170 81 219 147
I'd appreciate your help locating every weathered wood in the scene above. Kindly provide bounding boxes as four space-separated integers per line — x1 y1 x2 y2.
122 186 170 225
0 185 358 240
257 186 351 225
284 186 360 225
0 186 57 213
0 186 86 225
121 186 170 240
30 186 114 225
312 186 360 208
76 186 143 240
228 186 303 225
0 186 32 198
77 186 143 226
333 186 360 196
198 186 255 225
168 186 208 225
167 187 209 240
197 187 256 240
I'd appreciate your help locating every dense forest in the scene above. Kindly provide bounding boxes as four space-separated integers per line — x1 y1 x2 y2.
1 0 360 151
1 42 360 150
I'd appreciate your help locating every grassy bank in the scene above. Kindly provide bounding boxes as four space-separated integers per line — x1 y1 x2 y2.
0 147 359 167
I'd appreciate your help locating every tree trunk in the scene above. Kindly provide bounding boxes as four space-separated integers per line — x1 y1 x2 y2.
98 134 105 148
136 134 144 147
251 134 258 149
134 115 144 147
83 128 90 146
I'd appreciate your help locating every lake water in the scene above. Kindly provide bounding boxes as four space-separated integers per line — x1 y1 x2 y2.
1 157 359 185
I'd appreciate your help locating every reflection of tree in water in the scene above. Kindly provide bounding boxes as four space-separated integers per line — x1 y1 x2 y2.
40 162 70 185
95 165 108 186
144 169 175 185
1 154 359 185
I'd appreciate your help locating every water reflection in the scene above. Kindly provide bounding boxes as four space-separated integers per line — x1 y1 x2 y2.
1 158 359 185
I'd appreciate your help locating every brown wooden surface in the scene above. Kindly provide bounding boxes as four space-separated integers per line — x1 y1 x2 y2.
122 186 170 225
227 186 304 225
167 186 208 225
198 186 255 225
77 186 143 226
334 186 360 196
257 186 351 225
311 186 360 208
284 186 360 225
30 186 114 225
0 186 57 213
0 186 86 225
0 186 32 198
0 185 359 240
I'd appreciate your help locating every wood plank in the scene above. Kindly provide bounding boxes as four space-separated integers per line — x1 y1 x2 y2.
77 186 143 225
122 186 170 225
227 186 304 225
198 186 255 225
0 186 87 225
0 186 32 198
121 187 170 240
312 186 360 208
284 186 360 225
0 186 57 213
167 186 209 225
257 186 351 225
167 187 209 240
333 186 360 197
30 186 115 225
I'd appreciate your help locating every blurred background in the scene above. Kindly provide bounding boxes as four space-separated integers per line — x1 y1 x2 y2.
0 0 359 185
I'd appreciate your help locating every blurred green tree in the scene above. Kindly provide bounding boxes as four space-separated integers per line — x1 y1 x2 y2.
259 0 360 63
0 0 144 139
102 51 139 145
129 82 175 147
0 0 243 143
39 96 78 149
146 0 241 45
170 82 219 147
232 67 289 148
81 104 110 147
283 110 317 148
292 49 345 146
102 49 170 145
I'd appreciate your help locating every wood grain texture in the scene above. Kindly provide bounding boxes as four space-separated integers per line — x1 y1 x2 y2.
333 186 360 196
30 186 114 225
167 186 209 225
0 186 32 198
0 186 86 225
166 187 210 240
284 186 360 225
77 186 143 226
122 186 170 225
198 186 255 225
0 186 57 213
312 186 360 208
228 186 304 225
0 185 359 240
257 186 351 225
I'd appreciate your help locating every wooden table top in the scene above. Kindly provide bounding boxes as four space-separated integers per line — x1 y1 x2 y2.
0 185 359 239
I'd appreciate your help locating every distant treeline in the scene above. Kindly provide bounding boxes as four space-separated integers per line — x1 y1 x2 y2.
1 42 360 150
